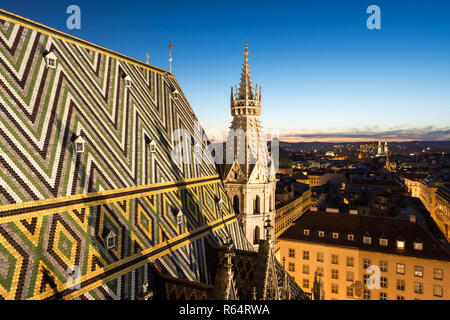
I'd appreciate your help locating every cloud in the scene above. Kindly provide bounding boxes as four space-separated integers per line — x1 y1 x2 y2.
279 126 450 142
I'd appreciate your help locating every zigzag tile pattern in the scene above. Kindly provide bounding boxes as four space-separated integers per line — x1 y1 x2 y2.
0 12 252 300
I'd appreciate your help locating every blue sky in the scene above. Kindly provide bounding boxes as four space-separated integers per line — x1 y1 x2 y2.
2 0 450 141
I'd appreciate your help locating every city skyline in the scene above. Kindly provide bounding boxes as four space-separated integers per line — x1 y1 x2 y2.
2 0 449 142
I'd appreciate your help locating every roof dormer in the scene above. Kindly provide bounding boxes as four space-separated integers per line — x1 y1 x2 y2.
44 51 57 69
123 75 132 88
74 136 85 154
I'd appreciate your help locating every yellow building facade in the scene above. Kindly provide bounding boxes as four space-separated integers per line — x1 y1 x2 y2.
280 241 449 300
279 210 450 300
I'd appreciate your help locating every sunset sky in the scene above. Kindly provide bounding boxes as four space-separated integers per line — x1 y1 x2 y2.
3 0 450 142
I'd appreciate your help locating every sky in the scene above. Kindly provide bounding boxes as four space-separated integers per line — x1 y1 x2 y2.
2 0 450 142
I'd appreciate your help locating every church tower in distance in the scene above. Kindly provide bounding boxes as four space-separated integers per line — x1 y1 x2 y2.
221 43 277 250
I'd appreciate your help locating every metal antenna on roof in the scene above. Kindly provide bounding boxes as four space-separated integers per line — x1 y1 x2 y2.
146 52 150 64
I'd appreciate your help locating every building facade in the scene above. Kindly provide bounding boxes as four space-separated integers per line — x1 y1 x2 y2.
435 187 450 241
221 44 277 249
279 210 450 300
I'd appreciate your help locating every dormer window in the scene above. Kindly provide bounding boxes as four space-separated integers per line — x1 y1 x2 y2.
318 231 324 238
148 140 157 153
217 199 224 211
194 142 202 155
379 236 388 246
104 230 116 249
332 232 339 239
303 229 310 236
44 52 57 69
74 136 85 154
176 210 183 225
124 75 132 88
414 240 423 251
396 240 405 250
347 234 354 241
363 235 372 245
171 88 180 99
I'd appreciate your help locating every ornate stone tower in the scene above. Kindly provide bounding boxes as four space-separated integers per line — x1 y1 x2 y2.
221 43 277 249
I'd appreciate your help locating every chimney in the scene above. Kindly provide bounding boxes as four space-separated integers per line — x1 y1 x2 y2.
409 215 416 223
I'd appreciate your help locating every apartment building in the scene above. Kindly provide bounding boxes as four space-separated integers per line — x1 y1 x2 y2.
279 209 450 300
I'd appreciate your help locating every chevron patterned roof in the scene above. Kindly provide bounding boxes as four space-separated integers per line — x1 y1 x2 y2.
0 9 254 300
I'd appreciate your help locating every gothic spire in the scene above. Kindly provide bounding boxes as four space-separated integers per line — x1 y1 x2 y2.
238 42 255 100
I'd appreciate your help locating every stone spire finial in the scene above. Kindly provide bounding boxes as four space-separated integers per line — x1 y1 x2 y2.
252 286 257 300
238 42 254 100
264 216 273 242
223 236 235 300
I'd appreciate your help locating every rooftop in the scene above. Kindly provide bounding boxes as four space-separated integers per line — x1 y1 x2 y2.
279 209 450 261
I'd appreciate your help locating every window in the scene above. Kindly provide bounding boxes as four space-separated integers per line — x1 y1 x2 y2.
331 269 339 280
397 295 405 300
414 282 423 294
379 238 388 246
303 229 310 236
48 58 56 68
434 268 443 280
303 279 309 289
74 136 85 154
331 254 339 265
347 234 354 241
346 271 354 282
317 252 324 262
380 261 388 272
363 289 371 300
107 236 115 249
289 249 295 258
396 279 405 291
123 75 132 88
363 236 371 244
303 264 309 274
346 286 354 297
414 241 423 251
380 292 387 300
316 267 324 277
346 256 354 267
332 232 339 239
303 250 309 260
149 140 157 153
288 263 295 272
396 240 405 249
105 231 116 250
396 263 405 275
76 142 84 153
363 259 371 269
433 285 443 297
176 211 183 225
331 284 339 294
363 274 369 284
380 277 387 288
318 231 324 237
414 266 423 278
45 52 57 69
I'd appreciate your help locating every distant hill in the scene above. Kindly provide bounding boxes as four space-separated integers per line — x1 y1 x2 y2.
279 141 450 153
